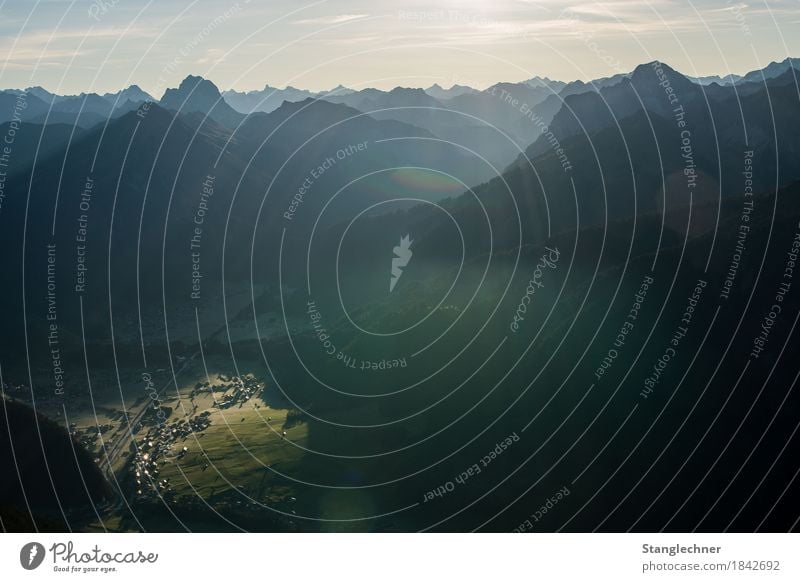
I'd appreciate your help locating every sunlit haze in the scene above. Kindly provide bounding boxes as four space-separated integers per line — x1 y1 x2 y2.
1 0 798 94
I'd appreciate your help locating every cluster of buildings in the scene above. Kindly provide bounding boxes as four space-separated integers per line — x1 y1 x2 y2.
131 412 211 497
192 373 264 410
130 373 265 498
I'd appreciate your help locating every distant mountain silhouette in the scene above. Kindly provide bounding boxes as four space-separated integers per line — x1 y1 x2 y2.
303 59 800 270
1 59 798 347
0 88 140 128
692 57 799 85
102 84 153 104
525 75 568 91
424 83 479 100
160 75 243 128
444 81 562 144
0 90 51 122
23 86 66 104
224 85 317 114
321 86 540 178
223 84 354 114
0 94 492 363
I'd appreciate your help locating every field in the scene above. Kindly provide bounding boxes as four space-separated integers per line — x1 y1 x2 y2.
157 400 308 503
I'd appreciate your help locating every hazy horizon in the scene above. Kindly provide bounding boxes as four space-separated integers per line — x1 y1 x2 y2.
3 54 799 98
1 0 798 96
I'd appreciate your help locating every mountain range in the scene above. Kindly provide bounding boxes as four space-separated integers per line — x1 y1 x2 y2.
2 57 798 348
691 56 800 85
2 56 800 531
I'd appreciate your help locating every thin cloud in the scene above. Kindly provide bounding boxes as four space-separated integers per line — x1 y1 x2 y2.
294 14 369 25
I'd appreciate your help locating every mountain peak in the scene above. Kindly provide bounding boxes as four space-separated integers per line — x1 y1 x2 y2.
161 75 222 104
102 84 153 104
633 61 675 76
326 84 352 94
25 85 58 103
389 86 427 95
424 83 477 99
630 61 691 88
177 75 220 94
160 75 241 128
527 75 556 85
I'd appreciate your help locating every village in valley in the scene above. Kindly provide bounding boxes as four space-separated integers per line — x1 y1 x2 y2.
130 373 265 499
3 364 309 531
122 370 308 526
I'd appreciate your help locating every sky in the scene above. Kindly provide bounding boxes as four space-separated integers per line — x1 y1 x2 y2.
0 0 798 96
